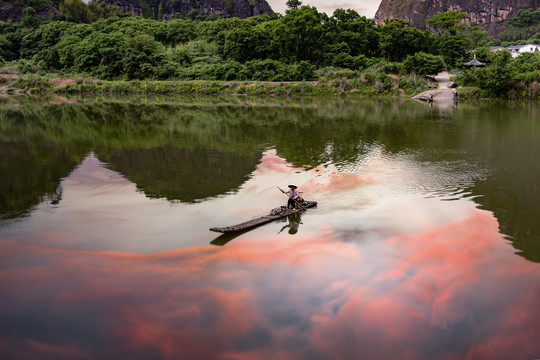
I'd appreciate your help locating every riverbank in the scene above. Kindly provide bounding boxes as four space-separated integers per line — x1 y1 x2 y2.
3 71 535 101
0 72 427 98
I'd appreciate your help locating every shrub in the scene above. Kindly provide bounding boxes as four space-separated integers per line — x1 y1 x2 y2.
245 59 283 80
17 59 34 74
380 60 405 75
331 52 356 69
293 60 315 81
403 52 446 75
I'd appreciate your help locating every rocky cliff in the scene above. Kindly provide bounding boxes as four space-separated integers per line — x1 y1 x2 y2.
99 0 273 20
0 0 58 23
374 0 539 36
0 0 273 23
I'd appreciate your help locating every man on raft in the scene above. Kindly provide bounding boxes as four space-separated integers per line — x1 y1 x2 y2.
286 184 301 209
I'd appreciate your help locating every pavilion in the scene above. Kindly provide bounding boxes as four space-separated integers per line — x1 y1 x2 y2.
464 55 486 67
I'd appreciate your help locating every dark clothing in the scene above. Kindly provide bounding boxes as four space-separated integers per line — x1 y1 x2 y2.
288 198 296 209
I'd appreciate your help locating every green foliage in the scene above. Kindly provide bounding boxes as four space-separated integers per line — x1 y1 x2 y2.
454 50 532 98
464 25 488 48
57 0 125 23
166 19 197 45
245 59 283 80
403 52 445 75
294 60 315 80
60 0 89 23
506 8 540 27
513 52 540 73
332 53 355 69
138 0 152 18
483 51 515 96
273 6 326 64
323 10 380 59
223 24 273 61
286 0 302 11
22 0 49 12
426 10 468 35
1 2 535 98
379 19 432 62
0 34 15 61
224 0 235 15
21 7 40 28
17 58 34 73
435 34 471 68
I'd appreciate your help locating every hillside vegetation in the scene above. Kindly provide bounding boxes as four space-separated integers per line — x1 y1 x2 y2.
1 1 540 99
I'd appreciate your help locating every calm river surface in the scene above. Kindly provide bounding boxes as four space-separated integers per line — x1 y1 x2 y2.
1 95 539 359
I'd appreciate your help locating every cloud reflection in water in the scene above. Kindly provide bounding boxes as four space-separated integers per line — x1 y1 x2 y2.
1 149 540 359
1 206 539 359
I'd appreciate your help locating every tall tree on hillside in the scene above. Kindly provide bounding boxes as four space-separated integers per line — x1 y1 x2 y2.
273 6 326 63
379 19 432 62
60 0 89 23
286 0 302 11
426 10 468 35
427 11 472 68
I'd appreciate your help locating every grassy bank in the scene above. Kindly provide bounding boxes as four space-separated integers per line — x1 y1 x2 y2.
0 67 429 97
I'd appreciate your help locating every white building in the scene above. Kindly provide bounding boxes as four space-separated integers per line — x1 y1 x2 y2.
505 44 540 57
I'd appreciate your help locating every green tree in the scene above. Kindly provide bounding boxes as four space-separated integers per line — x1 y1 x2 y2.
436 34 471 68
322 9 379 60
165 19 197 46
427 11 473 68
379 19 432 62
426 10 468 35
272 6 326 64
73 31 127 77
293 60 314 80
21 7 41 28
483 50 515 96
60 0 90 23
464 24 488 48
0 34 15 61
20 21 74 60
286 0 302 11
223 21 276 62
506 8 540 27
403 52 446 75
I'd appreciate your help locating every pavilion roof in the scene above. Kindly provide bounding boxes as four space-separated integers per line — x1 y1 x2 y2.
464 55 486 67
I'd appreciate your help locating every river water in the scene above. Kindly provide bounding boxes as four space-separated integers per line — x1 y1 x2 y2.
1 96 539 359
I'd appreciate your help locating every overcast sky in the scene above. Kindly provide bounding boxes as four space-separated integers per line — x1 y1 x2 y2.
266 0 382 18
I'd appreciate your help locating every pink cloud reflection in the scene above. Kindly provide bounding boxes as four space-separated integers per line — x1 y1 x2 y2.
255 149 302 173
1 208 539 359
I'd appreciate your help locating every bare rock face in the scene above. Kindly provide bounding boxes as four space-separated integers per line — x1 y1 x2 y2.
0 0 273 23
0 0 57 22
99 0 274 20
374 0 539 36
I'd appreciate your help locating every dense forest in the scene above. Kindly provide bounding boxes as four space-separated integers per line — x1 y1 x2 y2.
1 0 540 98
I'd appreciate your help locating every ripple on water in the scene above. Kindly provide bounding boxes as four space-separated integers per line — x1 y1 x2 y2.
334 150 491 202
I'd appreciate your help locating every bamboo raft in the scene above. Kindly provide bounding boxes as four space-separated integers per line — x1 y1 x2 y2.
209 201 317 233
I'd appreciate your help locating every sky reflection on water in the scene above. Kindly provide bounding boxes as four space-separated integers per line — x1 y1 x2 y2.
1 147 540 359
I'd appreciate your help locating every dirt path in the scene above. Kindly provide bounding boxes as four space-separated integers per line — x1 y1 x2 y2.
412 71 457 105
